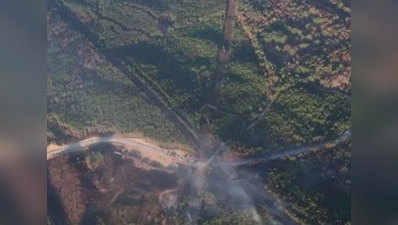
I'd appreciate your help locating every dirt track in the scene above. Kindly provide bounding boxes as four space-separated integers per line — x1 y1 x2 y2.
47 129 351 168
47 135 195 167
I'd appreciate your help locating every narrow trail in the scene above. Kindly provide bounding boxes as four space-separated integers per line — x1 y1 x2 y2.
236 9 275 77
224 129 351 167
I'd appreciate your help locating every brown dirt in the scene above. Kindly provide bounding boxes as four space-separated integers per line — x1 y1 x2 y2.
47 143 180 225
48 155 88 225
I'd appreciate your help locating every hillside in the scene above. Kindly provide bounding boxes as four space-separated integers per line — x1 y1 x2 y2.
47 0 351 224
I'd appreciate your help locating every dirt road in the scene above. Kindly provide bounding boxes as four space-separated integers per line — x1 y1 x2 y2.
47 129 351 168
47 135 194 167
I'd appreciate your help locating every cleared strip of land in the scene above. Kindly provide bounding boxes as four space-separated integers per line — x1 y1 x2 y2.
47 135 195 167
47 129 350 168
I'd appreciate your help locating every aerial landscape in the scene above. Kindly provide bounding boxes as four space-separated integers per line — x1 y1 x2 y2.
47 0 351 224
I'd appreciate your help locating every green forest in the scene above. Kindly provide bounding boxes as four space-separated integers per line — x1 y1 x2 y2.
47 0 351 224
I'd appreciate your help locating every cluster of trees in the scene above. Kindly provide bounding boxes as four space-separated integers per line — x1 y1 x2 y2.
48 0 351 223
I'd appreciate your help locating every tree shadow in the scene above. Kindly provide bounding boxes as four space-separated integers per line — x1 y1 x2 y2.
106 42 201 92
185 25 224 46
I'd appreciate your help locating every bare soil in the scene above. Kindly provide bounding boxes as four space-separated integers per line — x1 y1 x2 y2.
47 143 180 225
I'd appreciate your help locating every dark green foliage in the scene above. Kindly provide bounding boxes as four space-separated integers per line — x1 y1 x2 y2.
48 0 351 224
50 0 351 151
267 141 351 224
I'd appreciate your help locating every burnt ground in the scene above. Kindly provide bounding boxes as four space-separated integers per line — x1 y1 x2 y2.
47 143 179 225
47 139 351 225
